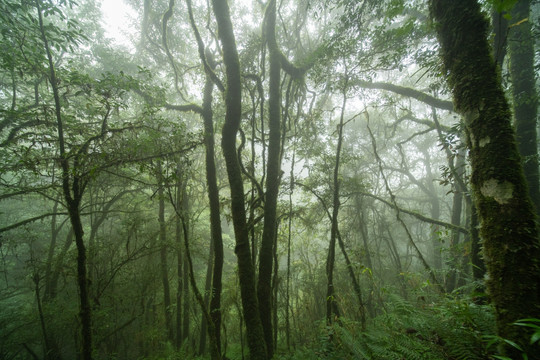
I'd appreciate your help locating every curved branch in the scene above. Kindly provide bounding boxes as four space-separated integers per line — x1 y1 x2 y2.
352 79 454 111
186 0 225 92
264 0 310 80
162 0 187 100
354 190 468 235
133 88 203 114
0 212 68 233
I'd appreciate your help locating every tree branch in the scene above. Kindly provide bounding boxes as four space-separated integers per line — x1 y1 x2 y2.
352 79 454 111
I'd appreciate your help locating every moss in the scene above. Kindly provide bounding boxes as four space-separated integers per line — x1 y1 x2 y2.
429 0 540 357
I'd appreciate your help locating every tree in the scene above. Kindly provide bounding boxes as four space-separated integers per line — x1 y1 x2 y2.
210 0 268 358
508 0 540 215
429 0 540 357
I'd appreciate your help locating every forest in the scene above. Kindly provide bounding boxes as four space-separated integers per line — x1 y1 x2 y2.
1 0 539 359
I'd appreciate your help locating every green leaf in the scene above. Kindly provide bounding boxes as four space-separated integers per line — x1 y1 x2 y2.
530 332 540 345
502 338 524 352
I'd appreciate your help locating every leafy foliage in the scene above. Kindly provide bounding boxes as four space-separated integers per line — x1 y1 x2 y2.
282 294 496 360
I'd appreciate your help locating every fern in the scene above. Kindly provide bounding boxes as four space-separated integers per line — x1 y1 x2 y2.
326 294 496 360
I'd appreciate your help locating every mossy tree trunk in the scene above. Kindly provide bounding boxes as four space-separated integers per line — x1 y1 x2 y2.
430 1 540 357
211 0 268 358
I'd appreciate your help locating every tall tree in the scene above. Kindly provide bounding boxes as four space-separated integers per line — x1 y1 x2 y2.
210 0 268 358
429 1 540 357
36 1 92 357
257 0 282 356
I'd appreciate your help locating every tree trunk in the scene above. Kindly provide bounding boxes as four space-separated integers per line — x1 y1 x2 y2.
445 149 465 293
508 0 540 215
175 170 183 349
182 184 190 347
37 1 92 356
198 239 214 355
200 52 224 358
326 88 348 325
211 0 268 358
430 1 540 356
157 163 173 342
257 0 282 356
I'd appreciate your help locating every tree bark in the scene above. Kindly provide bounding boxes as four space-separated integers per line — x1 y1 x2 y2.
210 1 267 357
430 1 540 356
202 67 224 360
445 150 465 293
257 0 282 356
326 87 348 325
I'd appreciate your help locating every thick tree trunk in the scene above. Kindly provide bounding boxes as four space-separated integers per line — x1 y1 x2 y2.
211 0 268 359
430 1 540 356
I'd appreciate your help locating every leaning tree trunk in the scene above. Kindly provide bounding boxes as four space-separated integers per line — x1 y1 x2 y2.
210 0 268 358
430 1 540 357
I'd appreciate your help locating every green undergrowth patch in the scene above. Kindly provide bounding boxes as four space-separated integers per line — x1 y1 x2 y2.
281 293 496 360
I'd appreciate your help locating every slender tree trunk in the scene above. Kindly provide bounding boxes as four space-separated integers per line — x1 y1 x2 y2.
200 55 224 357
257 0 282 355
286 137 297 352
430 1 540 356
508 0 540 215
175 170 183 349
422 152 442 270
44 199 61 302
34 273 62 360
491 9 508 68
211 0 267 358
198 239 214 355
446 149 465 293
157 163 173 342
182 184 190 347
70 198 92 360
37 1 92 357
326 87 348 325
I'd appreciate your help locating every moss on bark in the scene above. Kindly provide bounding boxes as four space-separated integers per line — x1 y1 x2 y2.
430 1 540 357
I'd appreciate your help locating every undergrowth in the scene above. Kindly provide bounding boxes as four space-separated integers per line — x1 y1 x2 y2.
282 293 496 360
